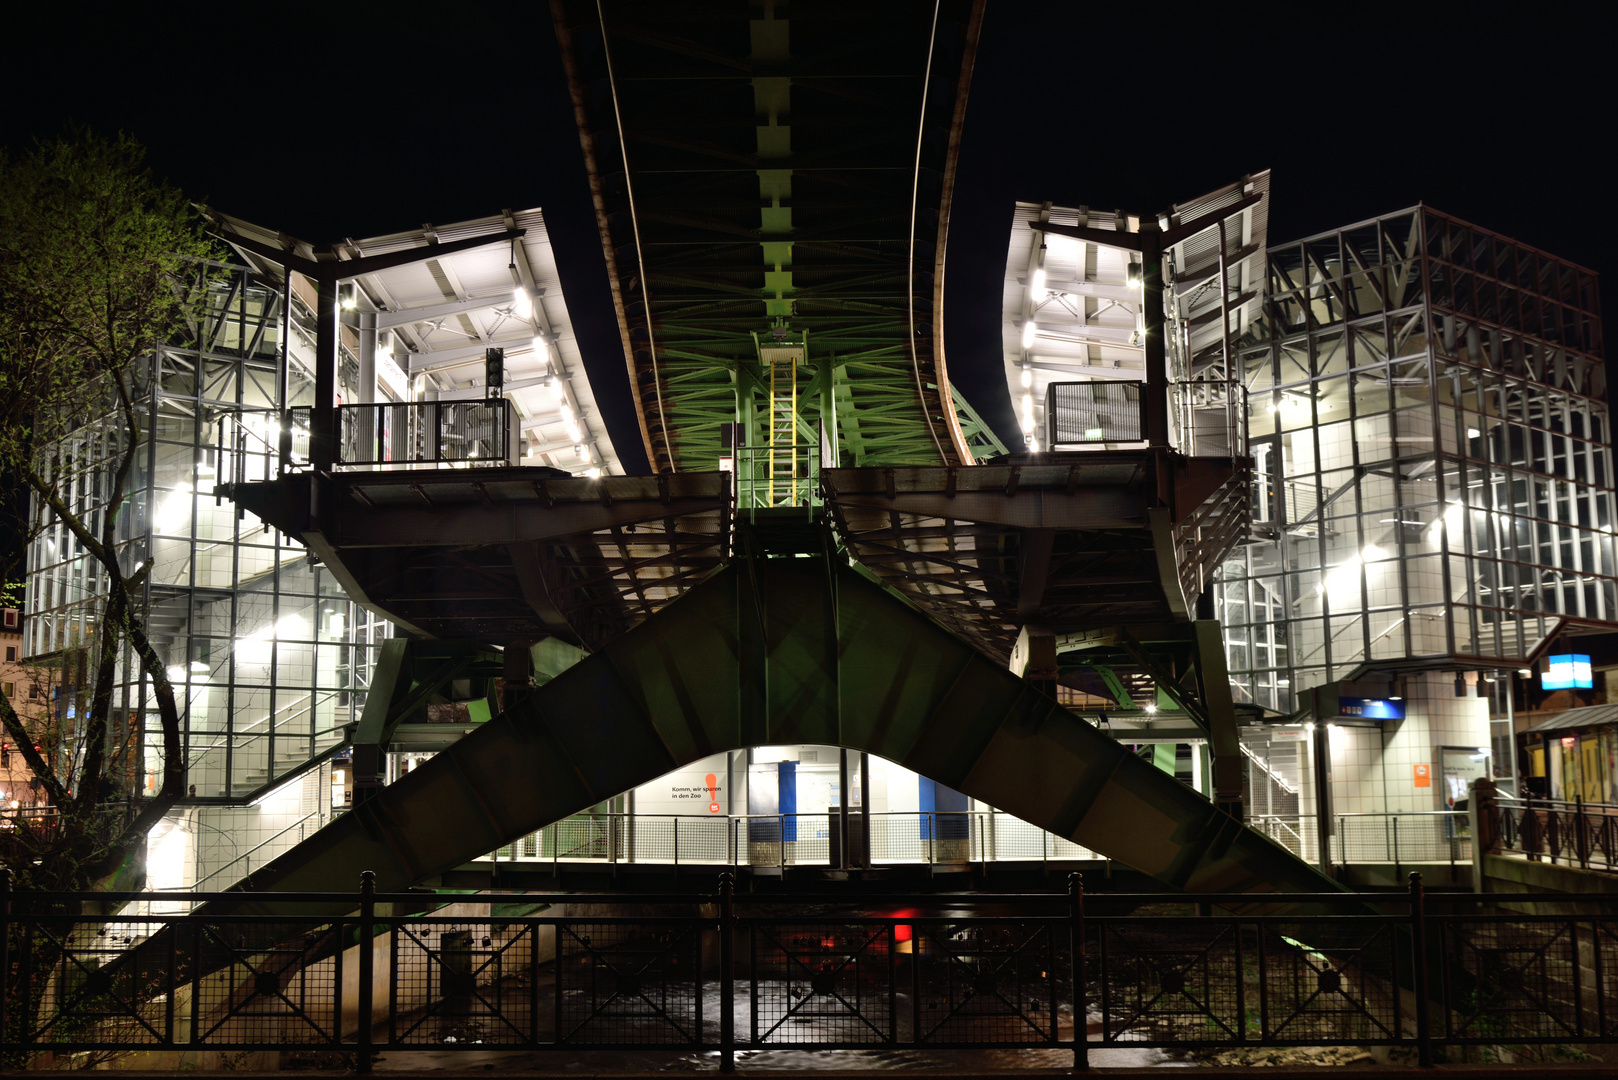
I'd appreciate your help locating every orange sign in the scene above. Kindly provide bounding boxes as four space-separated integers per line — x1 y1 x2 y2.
1413 763 1431 788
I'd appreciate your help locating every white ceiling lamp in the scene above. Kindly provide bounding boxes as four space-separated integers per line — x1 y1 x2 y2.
1021 321 1036 350
1031 267 1046 292
513 287 533 320
532 334 549 374
1020 367 1032 389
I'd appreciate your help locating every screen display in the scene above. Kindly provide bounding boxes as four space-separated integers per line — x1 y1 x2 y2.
1542 654 1593 690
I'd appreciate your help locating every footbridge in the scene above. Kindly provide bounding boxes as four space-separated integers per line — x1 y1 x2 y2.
200 2 1339 911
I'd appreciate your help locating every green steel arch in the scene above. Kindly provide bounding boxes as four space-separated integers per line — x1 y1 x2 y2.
217 556 1340 915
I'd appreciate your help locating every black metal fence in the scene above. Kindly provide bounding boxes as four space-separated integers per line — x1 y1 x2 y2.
277 400 512 472
6 872 1618 1070
1498 795 1618 872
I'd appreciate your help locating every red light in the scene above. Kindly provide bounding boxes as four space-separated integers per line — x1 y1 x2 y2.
894 924 912 943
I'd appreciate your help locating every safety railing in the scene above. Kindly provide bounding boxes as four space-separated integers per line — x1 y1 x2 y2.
480 811 1105 870
732 440 822 512
13 871 1618 1069
1251 812 1471 872
1171 378 1247 459
1045 381 1143 447
338 400 512 469
1497 795 1618 872
274 400 513 474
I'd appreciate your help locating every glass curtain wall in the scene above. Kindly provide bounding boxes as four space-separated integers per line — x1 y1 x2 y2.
1219 209 1614 712
25 262 390 799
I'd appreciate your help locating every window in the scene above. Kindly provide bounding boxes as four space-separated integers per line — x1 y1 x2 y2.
1 682 11 700
28 685 38 700
1 610 16 630
3 646 14 662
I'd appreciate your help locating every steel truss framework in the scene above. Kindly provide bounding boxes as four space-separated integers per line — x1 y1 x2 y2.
552 0 982 473
1217 207 1615 712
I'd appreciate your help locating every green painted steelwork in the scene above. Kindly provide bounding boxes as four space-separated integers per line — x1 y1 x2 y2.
952 385 1008 460
214 556 1343 916
553 0 984 473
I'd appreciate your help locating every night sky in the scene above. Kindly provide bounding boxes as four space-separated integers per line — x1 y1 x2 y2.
4 3 1610 476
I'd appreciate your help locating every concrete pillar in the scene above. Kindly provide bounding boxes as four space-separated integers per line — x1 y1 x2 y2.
1468 775 1500 893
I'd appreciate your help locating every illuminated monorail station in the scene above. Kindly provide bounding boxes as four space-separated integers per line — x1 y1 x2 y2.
21 3 1613 906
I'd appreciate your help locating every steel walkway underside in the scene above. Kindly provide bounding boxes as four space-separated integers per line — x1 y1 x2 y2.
224 451 1246 662
215 556 1340 917
552 0 982 472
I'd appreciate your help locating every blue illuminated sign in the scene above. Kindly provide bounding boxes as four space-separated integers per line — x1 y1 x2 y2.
1542 654 1593 690
1338 697 1404 720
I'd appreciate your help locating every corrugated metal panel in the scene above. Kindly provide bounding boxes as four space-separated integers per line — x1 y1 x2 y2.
1525 703 1618 733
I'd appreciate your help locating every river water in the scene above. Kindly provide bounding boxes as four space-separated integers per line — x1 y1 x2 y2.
371 979 1188 1072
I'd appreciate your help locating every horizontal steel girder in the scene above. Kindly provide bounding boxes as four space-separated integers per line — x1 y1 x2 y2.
210 556 1344 917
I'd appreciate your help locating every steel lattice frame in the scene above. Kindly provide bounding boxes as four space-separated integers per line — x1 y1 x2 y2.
553 0 981 473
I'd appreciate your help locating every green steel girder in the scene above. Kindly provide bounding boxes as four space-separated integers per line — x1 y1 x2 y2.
350 640 505 786
213 556 1344 917
553 0 982 473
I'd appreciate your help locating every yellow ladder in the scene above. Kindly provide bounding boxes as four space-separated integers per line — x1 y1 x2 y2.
767 352 797 505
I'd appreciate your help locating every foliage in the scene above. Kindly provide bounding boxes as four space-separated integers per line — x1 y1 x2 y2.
0 129 223 892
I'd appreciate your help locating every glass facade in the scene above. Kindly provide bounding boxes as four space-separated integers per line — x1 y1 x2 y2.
24 262 389 799
1219 208 1613 712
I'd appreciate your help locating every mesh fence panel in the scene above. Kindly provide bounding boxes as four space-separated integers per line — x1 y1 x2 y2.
1259 920 1402 1043
386 919 539 1047
1096 919 1243 1043
1047 382 1142 445
914 920 1059 1045
190 920 343 1046
22 917 178 1047
556 922 701 1046
750 922 893 1045
1441 917 1584 1042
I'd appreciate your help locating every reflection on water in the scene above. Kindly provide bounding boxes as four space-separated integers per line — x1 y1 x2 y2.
372 979 1188 1072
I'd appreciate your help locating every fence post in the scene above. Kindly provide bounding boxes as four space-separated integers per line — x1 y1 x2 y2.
719 872 735 1074
1576 795 1590 869
1070 872 1087 1071
0 867 9 1056
358 871 375 1074
1408 872 1432 1068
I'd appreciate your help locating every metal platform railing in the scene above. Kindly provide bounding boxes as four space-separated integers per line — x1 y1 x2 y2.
477 811 1106 870
1251 812 1471 871
1497 795 1618 872
272 400 515 473
11 871 1618 1069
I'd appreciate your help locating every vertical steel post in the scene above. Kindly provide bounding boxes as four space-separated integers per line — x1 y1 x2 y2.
311 272 339 475
1408 872 1432 1068
719 872 735 1073
838 748 850 870
1070 872 1087 1070
1139 226 1169 447
358 871 375 1074
0 868 9 1055
1577 795 1590 869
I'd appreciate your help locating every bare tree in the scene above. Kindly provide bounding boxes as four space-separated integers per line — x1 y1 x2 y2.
0 130 222 891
